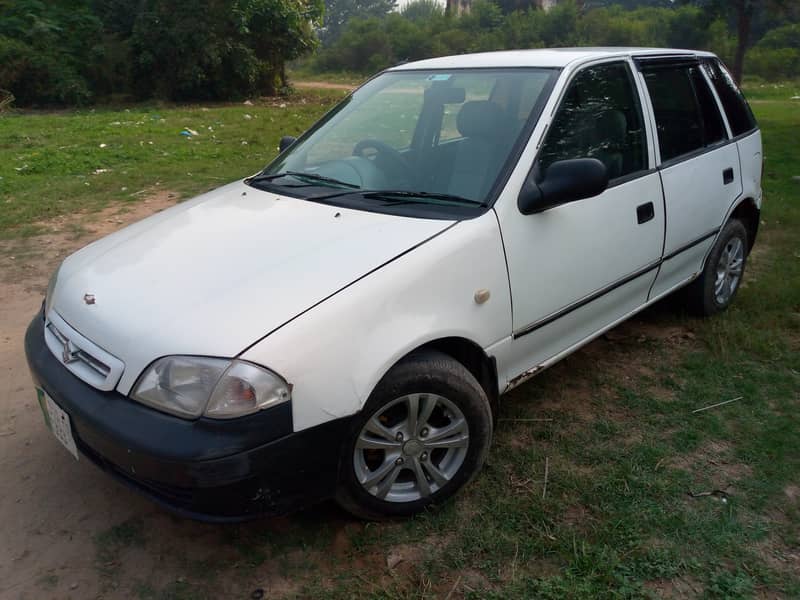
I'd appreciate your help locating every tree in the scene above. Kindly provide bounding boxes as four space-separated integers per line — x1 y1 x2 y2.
402 0 443 23
680 0 792 82
129 0 322 100
236 0 325 91
0 0 103 104
319 0 396 46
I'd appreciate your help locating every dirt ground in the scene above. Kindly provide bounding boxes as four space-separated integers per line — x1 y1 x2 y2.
291 81 357 91
0 194 183 600
0 193 699 600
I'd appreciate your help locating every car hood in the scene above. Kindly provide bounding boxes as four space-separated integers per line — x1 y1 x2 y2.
50 181 454 393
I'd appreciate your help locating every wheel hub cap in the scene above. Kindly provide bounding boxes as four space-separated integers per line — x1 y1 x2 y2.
402 439 424 457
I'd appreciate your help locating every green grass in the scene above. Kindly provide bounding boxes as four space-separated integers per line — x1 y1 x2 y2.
741 78 800 102
0 90 344 238
94 516 146 570
7 89 799 598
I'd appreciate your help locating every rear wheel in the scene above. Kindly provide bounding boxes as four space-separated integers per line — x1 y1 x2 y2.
336 350 492 520
683 219 748 316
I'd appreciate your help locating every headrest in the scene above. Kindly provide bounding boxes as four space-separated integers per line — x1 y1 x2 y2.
456 101 513 140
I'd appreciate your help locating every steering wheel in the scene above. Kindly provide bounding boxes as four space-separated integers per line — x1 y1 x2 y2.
352 139 414 185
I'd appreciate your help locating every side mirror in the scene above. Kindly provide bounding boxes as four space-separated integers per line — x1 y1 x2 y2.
279 135 297 153
518 158 609 215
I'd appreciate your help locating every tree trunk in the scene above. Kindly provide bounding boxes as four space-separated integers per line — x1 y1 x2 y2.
732 0 754 84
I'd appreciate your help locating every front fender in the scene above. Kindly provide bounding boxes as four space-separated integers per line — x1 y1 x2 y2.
240 211 512 432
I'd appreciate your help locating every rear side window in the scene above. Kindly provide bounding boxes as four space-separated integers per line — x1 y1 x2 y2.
538 62 648 180
642 63 727 162
702 59 757 136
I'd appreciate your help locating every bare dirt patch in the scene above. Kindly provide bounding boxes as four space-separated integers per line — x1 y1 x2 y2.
785 484 800 503
668 439 754 484
0 190 179 290
756 530 800 579
644 576 703 598
0 193 183 599
500 306 696 446
292 80 357 91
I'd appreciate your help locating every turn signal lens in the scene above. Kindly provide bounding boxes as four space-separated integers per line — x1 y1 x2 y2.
205 361 291 419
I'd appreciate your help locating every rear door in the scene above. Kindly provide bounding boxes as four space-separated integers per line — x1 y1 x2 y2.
637 58 742 299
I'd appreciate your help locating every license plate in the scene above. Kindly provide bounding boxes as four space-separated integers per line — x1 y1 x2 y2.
36 388 79 461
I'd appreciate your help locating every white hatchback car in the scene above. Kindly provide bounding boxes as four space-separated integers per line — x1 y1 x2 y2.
26 48 762 521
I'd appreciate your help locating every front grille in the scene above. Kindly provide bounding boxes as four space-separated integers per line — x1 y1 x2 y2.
46 320 111 378
44 311 124 391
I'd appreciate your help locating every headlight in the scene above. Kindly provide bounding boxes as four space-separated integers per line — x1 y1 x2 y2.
132 356 291 419
44 262 63 317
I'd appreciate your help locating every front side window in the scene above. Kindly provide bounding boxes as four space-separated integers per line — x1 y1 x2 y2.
537 62 648 181
252 68 557 213
642 63 728 162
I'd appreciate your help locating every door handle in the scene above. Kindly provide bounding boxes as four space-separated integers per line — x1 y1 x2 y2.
636 202 655 224
723 167 734 185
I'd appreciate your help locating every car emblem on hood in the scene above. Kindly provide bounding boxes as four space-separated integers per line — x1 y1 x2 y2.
84 293 96 305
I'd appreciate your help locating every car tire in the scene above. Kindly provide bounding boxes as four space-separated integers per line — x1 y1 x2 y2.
683 219 748 317
335 349 493 520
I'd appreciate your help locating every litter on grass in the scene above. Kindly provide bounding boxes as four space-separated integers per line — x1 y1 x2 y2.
692 396 743 414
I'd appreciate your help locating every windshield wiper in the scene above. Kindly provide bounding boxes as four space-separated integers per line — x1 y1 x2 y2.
245 180 484 209
247 171 359 189
361 190 480 206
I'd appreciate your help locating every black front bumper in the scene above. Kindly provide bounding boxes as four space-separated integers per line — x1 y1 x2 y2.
24 313 351 522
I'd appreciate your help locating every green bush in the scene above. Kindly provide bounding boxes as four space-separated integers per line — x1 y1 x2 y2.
0 0 101 105
0 0 323 105
757 23 800 50
744 24 800 80
0 36 93 105
746 47 800 80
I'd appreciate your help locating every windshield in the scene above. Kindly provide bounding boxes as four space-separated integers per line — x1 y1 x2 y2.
250 68 558 213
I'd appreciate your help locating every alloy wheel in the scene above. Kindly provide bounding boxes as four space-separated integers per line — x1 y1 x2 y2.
353 393 469 503
714 236 744 305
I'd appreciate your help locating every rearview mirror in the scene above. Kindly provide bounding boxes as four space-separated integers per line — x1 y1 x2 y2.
279 135 297 153
424 85 466 104
518 158 609 215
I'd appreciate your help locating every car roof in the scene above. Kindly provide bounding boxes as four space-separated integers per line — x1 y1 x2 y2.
389 47 715 71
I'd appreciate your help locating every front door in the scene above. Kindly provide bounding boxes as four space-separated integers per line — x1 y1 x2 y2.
497 60 665 382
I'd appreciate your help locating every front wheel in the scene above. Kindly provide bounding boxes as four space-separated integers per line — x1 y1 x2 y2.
683 219 748 316
336 350 492 520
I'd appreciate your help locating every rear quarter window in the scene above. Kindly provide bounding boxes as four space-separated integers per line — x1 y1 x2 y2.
702 59 758 137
